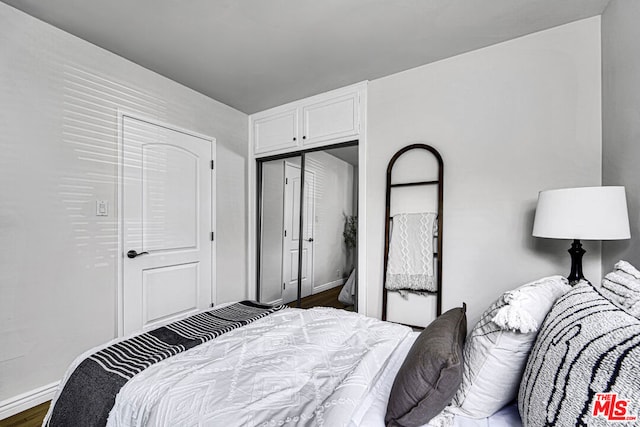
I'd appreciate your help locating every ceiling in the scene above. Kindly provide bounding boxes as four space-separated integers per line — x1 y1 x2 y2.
325 146 359 166
2 0 610 114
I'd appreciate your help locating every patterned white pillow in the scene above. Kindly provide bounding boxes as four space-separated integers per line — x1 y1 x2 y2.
598 260 640 318
446 276 570 418
519 282 640 426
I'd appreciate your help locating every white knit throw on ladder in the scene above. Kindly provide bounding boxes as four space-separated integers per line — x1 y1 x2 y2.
385 212 437 296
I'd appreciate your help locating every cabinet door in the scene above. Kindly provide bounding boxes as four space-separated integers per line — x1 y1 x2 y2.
253 107 299 155
301 91 359 146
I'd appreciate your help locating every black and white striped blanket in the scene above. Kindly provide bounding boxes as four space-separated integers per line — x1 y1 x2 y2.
46 301 285 427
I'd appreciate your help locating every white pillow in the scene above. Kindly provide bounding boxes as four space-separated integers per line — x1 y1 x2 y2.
447 275 570 418
598 260 640 318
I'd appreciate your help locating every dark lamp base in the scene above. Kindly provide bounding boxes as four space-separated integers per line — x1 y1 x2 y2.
567 239 587 285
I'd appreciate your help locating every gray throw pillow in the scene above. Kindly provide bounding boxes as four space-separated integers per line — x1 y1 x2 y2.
385 305 467 427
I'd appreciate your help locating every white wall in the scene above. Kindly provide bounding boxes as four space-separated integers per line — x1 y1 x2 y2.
0 3 247 408
365 18 603 326
601 0 640 270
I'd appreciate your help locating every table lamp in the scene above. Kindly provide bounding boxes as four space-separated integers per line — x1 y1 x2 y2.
532 186 631 284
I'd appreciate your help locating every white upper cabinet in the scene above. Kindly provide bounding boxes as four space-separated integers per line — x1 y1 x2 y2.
252 107 299 155
301 91 359 147
251 82 365 156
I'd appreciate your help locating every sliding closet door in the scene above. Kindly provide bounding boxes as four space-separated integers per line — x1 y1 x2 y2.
257 144 358 309
304 150 356 299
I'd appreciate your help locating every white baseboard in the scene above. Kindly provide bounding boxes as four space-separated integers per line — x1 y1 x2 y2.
313 278 346 294
0 381 59 420
267 297 284 306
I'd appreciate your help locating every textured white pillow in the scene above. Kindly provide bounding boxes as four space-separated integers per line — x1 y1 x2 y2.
598 260 640 318
447 275 570 419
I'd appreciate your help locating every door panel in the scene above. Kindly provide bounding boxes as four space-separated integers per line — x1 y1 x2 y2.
122 115 213 335
143 144 199 251
300 249 308 280
143 263 199 327
286 249 309 283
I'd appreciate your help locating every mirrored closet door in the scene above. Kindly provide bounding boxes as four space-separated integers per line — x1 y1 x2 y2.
257 143 358 311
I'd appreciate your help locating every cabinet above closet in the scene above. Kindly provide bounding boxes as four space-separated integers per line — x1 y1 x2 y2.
250 82 366 156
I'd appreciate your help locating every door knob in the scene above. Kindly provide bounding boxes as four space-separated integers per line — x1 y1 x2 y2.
306 238 314 242
127 250 149 259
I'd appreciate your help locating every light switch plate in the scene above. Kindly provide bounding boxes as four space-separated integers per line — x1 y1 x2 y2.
96 200 108 216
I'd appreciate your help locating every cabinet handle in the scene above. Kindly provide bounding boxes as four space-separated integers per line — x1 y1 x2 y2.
293 137 296 141
303 136 306 140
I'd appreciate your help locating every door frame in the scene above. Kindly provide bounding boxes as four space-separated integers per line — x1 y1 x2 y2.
255 140 357 306
116 111 216 337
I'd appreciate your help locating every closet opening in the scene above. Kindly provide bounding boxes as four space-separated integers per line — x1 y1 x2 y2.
256 141 358 311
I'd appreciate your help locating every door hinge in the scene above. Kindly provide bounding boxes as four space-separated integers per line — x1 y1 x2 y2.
283 282 286 290
211 231 215 241
285 177 288 185
284 229 287 237
211 160 215 170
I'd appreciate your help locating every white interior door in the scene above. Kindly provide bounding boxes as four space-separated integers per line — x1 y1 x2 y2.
121 115 214 335
281 162 315 304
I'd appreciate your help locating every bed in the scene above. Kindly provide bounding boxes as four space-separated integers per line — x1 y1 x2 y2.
44 260 640 427
44 302 518 427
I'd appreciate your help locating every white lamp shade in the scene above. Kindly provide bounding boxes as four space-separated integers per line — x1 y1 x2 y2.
533 186 631 240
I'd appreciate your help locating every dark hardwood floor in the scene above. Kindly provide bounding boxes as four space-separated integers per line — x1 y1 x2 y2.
0 402 49 427
287 285 354 310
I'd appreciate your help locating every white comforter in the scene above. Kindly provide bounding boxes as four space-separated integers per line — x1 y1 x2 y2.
105 307 411 427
